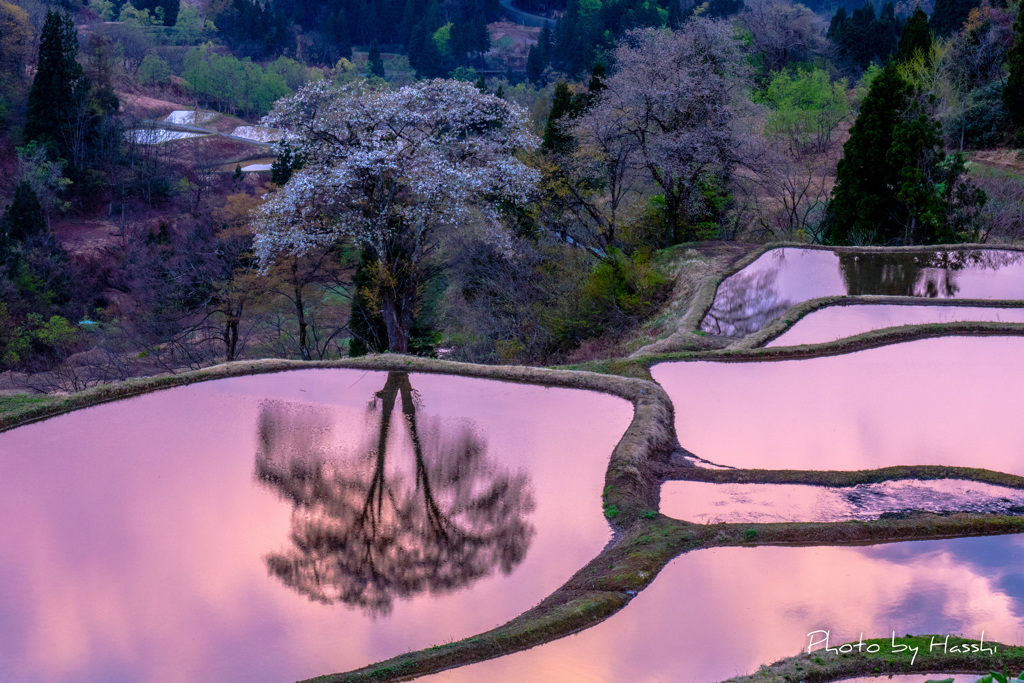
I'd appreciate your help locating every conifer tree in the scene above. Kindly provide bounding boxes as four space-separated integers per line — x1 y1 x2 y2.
897 6 932 62
367 39 386 78
825 64 912 243
1005 7 1024 129
542 81 575 153
25 10 82 154
825 63 981 244
0 182 46 266
930 0 979 37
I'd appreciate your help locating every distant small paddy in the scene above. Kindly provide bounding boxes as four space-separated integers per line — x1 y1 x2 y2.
768 304 1024 346
653 336 1024 473
425 535 1024 682
702 248 1024 336
0 369 631 682
661 479 1024 523
125 128 206 145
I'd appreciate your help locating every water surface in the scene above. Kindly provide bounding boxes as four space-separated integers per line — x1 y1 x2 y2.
768 304 1024 347
653 337 1024 472
0 369 631 682
701 248 1024 336
661 479 1024 523
428 535 1024 682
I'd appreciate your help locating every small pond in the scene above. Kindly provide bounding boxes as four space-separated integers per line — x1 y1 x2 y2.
426 535 1024 682
0 369 632 682
701 248 1024 336
653 336 1024 472
768 304 1024 347
660 479 1024 523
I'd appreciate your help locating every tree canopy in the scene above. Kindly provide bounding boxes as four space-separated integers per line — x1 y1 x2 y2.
253 79 539 352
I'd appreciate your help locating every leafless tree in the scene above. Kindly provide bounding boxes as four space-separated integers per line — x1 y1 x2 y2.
739 0 827 76
585 22 749 245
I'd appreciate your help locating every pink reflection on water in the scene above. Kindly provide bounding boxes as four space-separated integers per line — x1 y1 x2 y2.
701 248 1024 336
0 369 632 682
769 305 1024 347
427 536 1024 682
652 337 1024 472
661 480 1024 523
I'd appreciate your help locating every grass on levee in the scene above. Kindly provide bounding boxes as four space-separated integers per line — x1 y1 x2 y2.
0 393 52 416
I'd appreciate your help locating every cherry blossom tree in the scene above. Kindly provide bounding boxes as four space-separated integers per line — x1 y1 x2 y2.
252 79 540 353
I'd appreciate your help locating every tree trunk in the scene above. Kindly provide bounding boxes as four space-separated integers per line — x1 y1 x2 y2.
381 289 410 354
292 257 310 360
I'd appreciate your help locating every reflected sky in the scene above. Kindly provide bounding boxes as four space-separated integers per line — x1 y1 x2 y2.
427 536 1024 682
701 248 1024 336
0 369 632 682
769 305 1024 347
653 337 1024 472
661 479 1024 523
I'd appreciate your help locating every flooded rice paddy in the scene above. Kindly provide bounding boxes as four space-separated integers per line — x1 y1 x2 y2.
0 369 631 682
768 303 1024 346
660 479 1024 523
653 336 1024 472
701 248 1024 336
427 535 1024 682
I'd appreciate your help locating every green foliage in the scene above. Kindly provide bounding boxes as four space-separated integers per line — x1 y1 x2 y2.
87 0 115 21
826 63 985 245
603 502 620 519
897 7 932 63
172 4 214 45
118 2 163 27
762 67 850 152
137 54 172 85
182 43 292 117
1006 8 1024 130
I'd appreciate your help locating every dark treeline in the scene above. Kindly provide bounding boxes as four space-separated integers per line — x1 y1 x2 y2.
215 0 496 73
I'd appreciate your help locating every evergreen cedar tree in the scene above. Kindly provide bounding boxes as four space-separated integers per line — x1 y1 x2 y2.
0 182 46 268
825 62 980 245
827 2 902 68
930 0 981 37
897 6 932 62
1006 8 1024 130
542 63 605 152
25 11 81 152
367 39 386 78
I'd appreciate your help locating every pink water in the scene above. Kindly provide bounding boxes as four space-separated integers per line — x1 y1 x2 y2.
428 536 1024 682
661 479 1024 523
0 369 632 683
653 337 1024 473
702 248 1024 336
768 304 1024 347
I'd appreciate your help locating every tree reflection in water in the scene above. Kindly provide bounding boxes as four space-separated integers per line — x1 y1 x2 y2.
700 263 793 337
839 250 1024 297
255 372 536 615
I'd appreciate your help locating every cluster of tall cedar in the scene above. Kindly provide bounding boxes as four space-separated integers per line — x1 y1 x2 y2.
552 0 680 76
25 10 118 172
405 0 491 77
217 0 494 71
826 2 902 69
825 11 984 245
